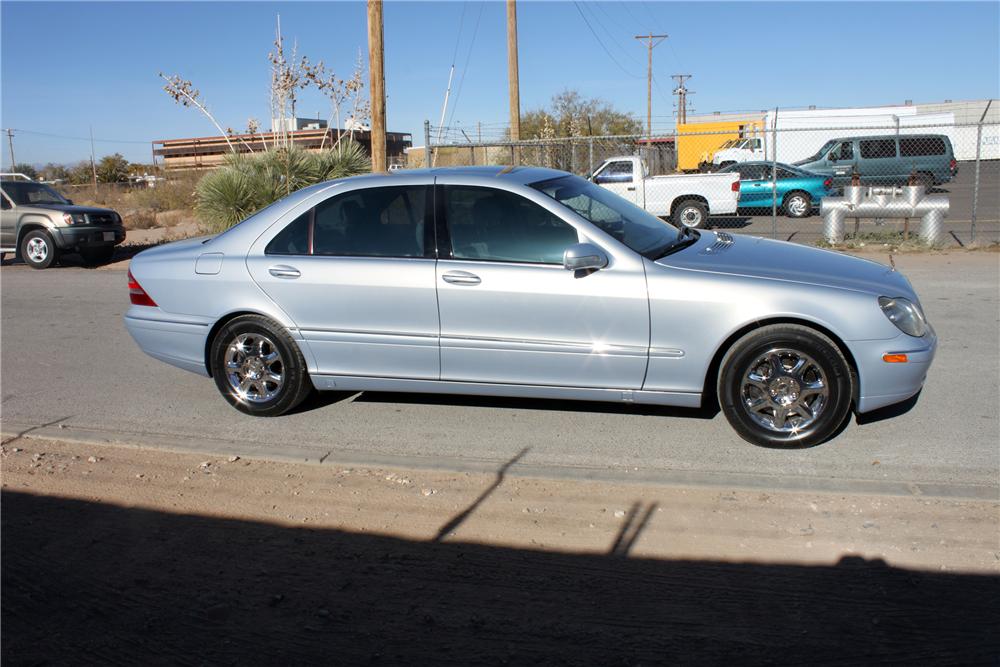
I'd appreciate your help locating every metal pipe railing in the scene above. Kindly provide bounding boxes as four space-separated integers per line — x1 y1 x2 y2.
821 186 949 245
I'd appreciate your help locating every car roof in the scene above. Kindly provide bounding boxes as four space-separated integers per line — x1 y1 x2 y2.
328 165 570 187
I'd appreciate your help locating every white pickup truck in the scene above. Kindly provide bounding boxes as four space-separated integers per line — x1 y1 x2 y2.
590 156 740 228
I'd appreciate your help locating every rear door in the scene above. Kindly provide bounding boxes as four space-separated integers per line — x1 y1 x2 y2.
246 183 440 380
434 182 649 389
0 191 15 248
859 138 900 184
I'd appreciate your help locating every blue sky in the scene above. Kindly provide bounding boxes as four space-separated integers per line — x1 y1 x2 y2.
2 1 998 166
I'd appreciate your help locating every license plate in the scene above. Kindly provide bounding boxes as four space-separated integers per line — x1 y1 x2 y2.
103 232 115 241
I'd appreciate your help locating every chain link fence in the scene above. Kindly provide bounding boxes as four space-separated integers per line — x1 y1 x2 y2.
423 120 1000 247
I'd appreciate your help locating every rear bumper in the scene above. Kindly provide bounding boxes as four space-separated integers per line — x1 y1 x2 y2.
850 326 937 413
124 308 211 377
50 225 126 250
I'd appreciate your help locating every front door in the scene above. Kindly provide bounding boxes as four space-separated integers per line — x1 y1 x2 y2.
735 164 772 207
592 160 639 206
246 183 440 380
435 183 649 389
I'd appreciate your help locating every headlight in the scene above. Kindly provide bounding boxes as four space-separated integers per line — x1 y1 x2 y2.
878 296 927 337
61 212 87 225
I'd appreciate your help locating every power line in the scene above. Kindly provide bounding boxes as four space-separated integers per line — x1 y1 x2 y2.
572 2 639 79
445 1 486 129
11 128 150 145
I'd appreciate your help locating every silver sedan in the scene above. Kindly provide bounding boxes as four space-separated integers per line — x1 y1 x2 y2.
125 166 936 447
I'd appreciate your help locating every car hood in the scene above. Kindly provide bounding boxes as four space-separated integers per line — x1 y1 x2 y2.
656 232 916 298
30 203 118 216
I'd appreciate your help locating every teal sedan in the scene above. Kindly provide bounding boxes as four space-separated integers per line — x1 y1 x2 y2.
718 162 832 218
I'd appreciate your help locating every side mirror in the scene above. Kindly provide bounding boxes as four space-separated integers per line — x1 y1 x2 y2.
827 153 837 163
563 243 608 272
65 198 74 205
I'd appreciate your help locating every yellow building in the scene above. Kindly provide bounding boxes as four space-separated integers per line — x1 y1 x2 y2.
675 118 763 172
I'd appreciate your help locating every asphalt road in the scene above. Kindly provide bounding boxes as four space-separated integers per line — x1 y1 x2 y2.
1 252 997 496
709 160 1000 244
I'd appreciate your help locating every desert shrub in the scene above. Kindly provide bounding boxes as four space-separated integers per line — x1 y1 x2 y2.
124 209 159 230
195 141 370 233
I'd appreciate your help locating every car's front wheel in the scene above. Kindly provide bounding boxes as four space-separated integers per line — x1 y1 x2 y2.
210 315 313 416
718 324 853 448
20 229 58 269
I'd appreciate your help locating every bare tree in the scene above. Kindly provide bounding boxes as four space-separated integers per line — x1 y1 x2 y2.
267 15 305 149
159 73 255 154
302 59 348 150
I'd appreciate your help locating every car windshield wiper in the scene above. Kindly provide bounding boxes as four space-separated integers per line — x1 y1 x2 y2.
649 226 700 259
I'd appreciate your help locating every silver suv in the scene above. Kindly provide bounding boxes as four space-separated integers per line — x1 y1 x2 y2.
1 175 126 269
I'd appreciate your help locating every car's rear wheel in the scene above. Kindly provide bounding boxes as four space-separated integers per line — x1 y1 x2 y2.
783 191 812 218
20 230 58 269
912 172 935 190
718 324 853 448
210 315 313 416
80 246 115 266
672 199 708 229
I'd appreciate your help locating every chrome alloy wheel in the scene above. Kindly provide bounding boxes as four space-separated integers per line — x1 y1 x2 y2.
740 348 829 434
786 194 809 217
678 206 704 227
224 333 284 404
25 237 49 263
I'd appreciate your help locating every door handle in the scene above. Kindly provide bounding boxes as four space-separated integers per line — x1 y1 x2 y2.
626 186 636 191
268 265 301 279
442 270 481 286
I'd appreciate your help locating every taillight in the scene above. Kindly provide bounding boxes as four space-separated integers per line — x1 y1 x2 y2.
949 159 956 170
823 178 833 189
128 269 157 307
731 178 740 192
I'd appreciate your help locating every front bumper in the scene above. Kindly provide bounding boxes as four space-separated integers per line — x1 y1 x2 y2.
851 325 937 413
50 225 126 250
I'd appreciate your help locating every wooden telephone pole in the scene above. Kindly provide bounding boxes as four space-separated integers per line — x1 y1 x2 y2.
367 0 387 172
634 33 668 139
507 0 521 147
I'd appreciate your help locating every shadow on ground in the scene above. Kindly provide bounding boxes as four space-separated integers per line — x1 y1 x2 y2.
3 490 997 665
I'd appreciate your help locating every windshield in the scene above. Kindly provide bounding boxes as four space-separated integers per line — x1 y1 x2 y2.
800 140 837 164
530 175 680 258
1 181 70 206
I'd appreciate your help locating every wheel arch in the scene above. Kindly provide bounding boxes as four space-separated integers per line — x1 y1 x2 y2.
702 316 860 411
204 309 299 377
16 219 55 248
670 195 709 216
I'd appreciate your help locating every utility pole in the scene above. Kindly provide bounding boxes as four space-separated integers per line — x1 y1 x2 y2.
367 0 387 172
89 125 98 187
671 74 693 125
6 129 15 169
634 33 667 139
507 0 521 147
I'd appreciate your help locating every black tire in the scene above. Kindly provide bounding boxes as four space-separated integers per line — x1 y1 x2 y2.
718 161 735 169
782 191 812 219
20 229 58 269
672 199 709 229
209 314 313 417
718 324 853 448
80 246 116 266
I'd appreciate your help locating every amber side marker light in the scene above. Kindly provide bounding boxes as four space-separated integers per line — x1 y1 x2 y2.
882 353 908 363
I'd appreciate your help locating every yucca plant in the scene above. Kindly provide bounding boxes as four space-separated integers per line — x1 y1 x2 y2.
195 140 371 233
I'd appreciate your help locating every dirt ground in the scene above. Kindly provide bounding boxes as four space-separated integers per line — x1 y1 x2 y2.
2 437 998 665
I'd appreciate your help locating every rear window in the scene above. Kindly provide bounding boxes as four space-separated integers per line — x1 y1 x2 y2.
860 139 897 159
900 136 947 157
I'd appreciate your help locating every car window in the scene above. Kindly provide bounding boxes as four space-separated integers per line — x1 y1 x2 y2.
266 185 428 258
860 139 897 159
832 142 854 160
1 194 11 210
1 182 69 206
737 164 768 180
900 136 946 157
443 186 579 265
776 167 797 180
594 160 633 184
